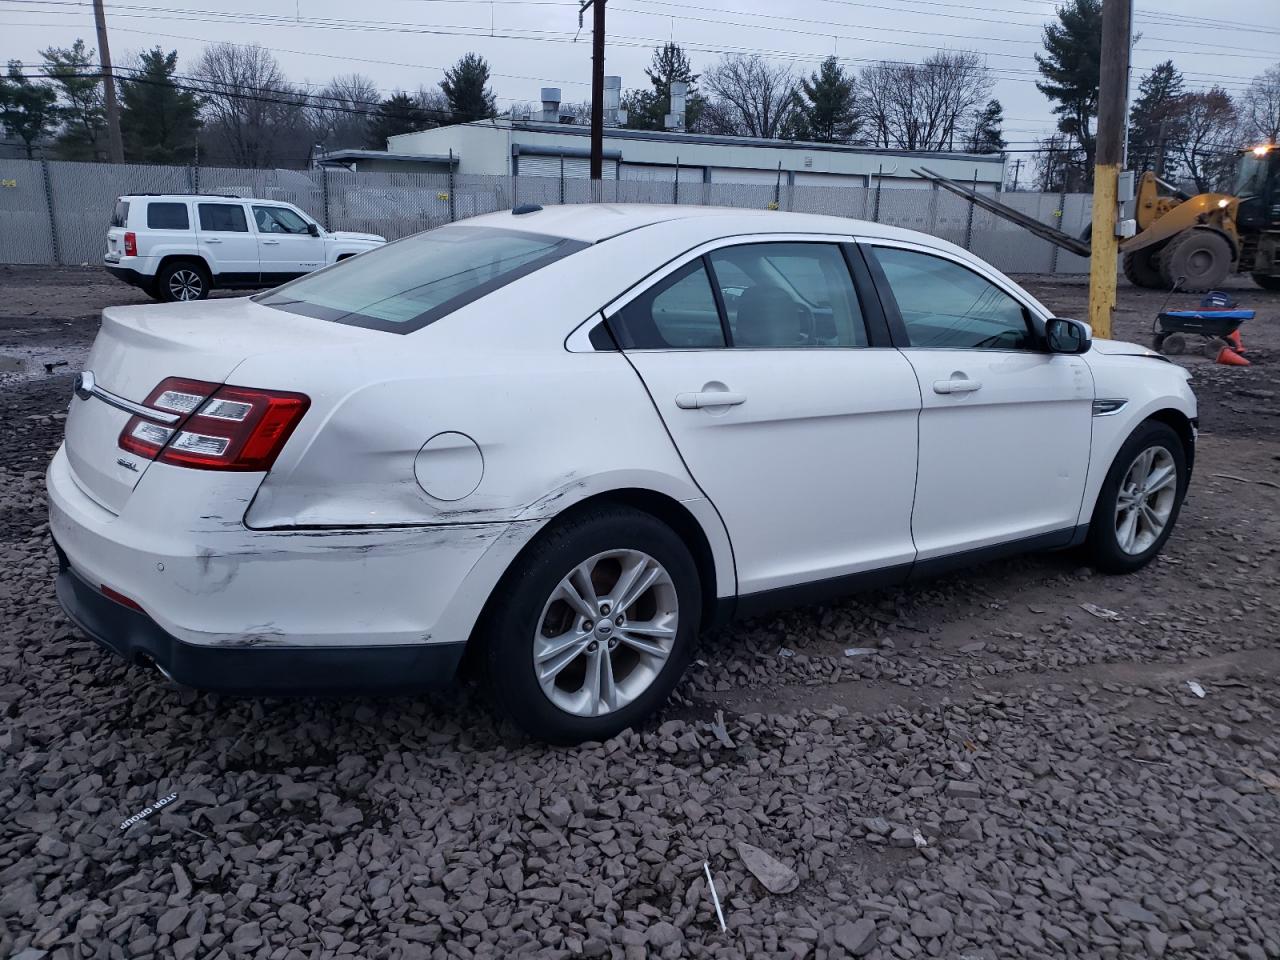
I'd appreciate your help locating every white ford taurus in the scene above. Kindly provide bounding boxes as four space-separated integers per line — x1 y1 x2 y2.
49 205 1197 743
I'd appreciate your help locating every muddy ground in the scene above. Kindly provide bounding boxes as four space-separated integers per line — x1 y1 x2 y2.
1 265 1278 960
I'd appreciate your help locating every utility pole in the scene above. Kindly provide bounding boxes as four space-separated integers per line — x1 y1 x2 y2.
579 0 606 191
93 0 125 162
1087 0 1132 339
1011 158 1023 191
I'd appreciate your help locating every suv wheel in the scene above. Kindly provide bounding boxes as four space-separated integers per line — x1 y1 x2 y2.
157 261 210 302
481 506 701 744
1086 421 1188 573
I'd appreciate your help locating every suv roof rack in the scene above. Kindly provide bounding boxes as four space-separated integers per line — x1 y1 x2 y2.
122 193 244 199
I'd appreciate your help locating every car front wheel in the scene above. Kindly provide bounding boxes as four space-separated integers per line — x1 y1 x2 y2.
1086 421 1188 573
481 506 701 744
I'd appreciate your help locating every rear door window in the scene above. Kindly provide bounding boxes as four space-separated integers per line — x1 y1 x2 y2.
198 203 249 232
610 260 726 349
110 200 129 228
146 202 190 230
254 225 588 333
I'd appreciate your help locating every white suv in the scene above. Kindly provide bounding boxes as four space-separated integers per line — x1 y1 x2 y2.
104 194 385 302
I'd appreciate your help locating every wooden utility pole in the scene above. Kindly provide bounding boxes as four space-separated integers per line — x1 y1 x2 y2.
92 0 125 162
1087 0 1132 339
579 0 606 187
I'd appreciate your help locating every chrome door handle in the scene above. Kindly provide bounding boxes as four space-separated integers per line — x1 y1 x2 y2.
262 239 281 245
934 378 982 395
204 238 222 243
675 391 747 410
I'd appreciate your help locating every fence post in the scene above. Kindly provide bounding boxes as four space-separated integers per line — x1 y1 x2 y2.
320 166 331 230
1050 184 1068 274
963 168 977 250
40 158 61 266
448 149 456 222
673 156 679 205
559 156 565 205
873 165 883 223
187 164 197 193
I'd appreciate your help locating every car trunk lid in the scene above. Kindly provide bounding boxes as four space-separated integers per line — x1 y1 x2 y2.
63 297 370 514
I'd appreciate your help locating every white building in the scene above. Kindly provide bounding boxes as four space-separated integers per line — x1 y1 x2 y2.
386 91 1007 193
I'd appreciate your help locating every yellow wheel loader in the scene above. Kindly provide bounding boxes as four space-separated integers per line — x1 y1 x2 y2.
915 145 1280 292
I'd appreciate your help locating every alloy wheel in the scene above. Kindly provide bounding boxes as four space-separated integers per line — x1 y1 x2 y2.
169 269 203 301
533 549 679 718
1114 445 1177 555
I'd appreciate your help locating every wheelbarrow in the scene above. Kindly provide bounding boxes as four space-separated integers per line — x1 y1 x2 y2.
1152 291 1253 359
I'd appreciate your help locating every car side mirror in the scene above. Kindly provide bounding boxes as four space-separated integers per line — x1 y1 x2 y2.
1046 317 1092 354
307 222 321 237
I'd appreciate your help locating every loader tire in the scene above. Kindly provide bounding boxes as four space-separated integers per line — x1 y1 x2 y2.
1158 229 1233 292
1253 273 1280 291
1122 247 1165 289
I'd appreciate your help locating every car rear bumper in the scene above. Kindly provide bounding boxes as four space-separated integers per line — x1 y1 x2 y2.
104 265 153 289
46 444 542 691
54 542 467 694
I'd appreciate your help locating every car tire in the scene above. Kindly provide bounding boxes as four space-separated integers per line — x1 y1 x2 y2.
480 506 701 744
1086 420 1188 574
156 260 211 302
1158 229 1233 292
1252 273 1280 291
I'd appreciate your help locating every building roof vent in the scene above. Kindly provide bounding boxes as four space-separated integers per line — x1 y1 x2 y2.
664 80 688 132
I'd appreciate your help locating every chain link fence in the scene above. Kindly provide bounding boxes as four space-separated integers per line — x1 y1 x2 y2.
0 158 1091 273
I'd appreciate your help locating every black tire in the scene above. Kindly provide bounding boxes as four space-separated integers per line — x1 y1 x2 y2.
1122 247 1165 288
155 260 211 302
1158 229 1233 292
479 506 701 744
1252 273 1280 291
1086 420 1188 574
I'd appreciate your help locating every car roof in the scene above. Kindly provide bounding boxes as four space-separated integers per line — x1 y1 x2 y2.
463 202 956 249
118 194 269 202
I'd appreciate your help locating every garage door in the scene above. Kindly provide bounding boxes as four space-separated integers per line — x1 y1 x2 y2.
794 171 868 187
620 163 705 183
517 156 617 180
708 167 783 185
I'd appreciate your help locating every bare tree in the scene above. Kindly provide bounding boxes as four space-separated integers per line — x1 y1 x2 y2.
194 43 309 166
703 55 799 139
1175 88 1238 192
857 52 993 151
414 85 454 126
309 73 379 151
1239 65 1280 145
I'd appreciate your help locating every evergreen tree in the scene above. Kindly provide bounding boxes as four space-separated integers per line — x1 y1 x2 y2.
0 61 57 158
798 56 859 143
365 92 427 147
1128 61 1184 175
41 39 107 160
623 43 704 131
964 99 1006 153
1035 0 1102 182
119 48 201 163
440 53 496 124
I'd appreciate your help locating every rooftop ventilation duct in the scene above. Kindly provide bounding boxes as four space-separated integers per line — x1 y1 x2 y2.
664 80 688 132
540 87 561 124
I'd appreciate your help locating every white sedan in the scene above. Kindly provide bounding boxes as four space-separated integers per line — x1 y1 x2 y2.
49 205 1196 743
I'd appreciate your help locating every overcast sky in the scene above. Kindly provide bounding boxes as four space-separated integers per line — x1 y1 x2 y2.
5 0 1278 152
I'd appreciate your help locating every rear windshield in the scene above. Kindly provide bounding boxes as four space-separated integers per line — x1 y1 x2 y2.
254 225 589 333
110 199 129 228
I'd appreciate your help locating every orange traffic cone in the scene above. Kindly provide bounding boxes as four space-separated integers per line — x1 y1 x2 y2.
1216 345 1250 366
1227 329 1246 353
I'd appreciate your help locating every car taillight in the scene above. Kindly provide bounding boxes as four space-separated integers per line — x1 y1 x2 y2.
118 377 309 471
123 231 137 257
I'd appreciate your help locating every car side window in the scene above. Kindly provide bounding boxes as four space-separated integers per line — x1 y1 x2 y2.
871 246 1036 351
708 243 868 348
253 206 310 235
609 260 726 349
198 203 249 233
146 202 189 230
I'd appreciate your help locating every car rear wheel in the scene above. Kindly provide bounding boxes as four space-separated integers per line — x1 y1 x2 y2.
480 506 700 744
156 260 211 302
1086 421 1188 574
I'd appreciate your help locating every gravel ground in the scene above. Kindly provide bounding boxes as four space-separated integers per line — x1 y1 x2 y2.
2 265 1279 960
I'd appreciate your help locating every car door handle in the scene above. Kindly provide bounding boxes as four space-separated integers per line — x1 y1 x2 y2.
204 238 222 243
262 239 281 245
933 378 982 394
675 391 747 409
